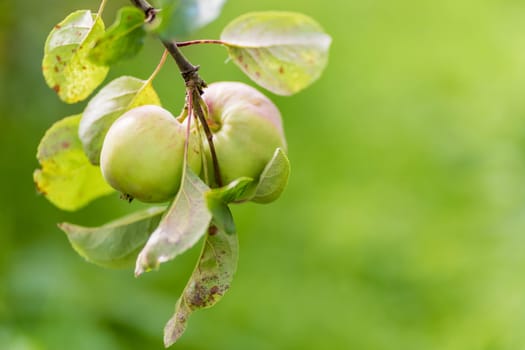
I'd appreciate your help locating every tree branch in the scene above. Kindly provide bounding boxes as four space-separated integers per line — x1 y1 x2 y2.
131 0 223 187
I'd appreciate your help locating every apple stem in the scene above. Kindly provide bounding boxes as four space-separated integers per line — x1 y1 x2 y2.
191 90 223 187
184 89 194 164
132 0 223 188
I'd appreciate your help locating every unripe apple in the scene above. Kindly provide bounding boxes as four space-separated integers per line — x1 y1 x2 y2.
201 82 287 195
100 105 201 203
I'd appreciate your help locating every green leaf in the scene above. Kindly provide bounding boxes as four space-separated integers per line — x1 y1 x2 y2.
150 0 227 39
89 7 147 66
205 177 253 234
220 11 332 96
135 167 212 275
42 10 109 103
164 227 238 346
58 206 165 269
251 148 290 203
207 177 254 203
33 115 114 211
79 75 161 165
210 203 235 235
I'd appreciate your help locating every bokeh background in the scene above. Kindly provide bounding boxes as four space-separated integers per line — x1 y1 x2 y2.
3 0 525 349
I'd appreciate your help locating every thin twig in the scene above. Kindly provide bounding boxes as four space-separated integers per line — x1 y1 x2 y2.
176 39 226 48
96 0 108 18
146 49 169 83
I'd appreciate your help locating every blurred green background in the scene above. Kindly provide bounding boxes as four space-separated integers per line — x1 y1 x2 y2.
3 0 525 349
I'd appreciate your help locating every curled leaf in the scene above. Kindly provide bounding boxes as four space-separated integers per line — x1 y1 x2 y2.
135 167 212 275
79 76 161 165
206 177 253 234
59 207 166 269
221 11 332 95
42 10 109 103
33 115 113 211
251 148 290 203
164 226 238 346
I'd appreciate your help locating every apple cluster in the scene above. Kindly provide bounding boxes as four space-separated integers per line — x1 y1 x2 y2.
100 81 288 203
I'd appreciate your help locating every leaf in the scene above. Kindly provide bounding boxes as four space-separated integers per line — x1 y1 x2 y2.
207 177 254 204
150 0 227 39
42 10 109 103
89 7 147 66
205 177 253 234
251 148 290 203
220 11 332 95
210 203 235 235
135 167 212 275
33 115 114 211
79 75 161 165
58 206 165 269
164 226 238 346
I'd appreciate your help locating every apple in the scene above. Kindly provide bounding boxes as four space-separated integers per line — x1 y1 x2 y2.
100 105 201 203
200 81 287 195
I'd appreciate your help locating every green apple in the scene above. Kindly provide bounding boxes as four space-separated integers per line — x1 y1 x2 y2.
100 105 201 203
201 81 287 193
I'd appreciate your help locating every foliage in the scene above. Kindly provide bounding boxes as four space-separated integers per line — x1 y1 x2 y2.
33 114 114 211
42 10 108 103
32 0 330 346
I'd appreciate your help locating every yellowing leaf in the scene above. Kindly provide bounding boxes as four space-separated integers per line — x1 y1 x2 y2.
221 12 332 95
42 10 109 103
34 115 114 211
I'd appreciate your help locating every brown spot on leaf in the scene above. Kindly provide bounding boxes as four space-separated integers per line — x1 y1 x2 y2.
62 141 70 149
255 71 261 78
54 66 59 73
54 24 62 30
238 55 243 63
189 283 206 307
34 181 47 196
210 285 220 295
53 85 60 93
279 66 285 74
82 66 87 70
208 225 218 236
56 55 61 62
243 63 249 70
